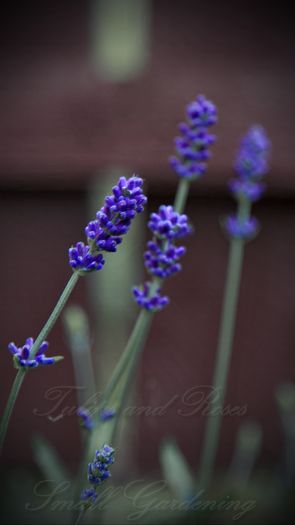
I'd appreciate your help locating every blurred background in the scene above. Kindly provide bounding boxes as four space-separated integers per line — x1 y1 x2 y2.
0 1 295 523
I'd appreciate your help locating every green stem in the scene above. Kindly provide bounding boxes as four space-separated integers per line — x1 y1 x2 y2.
108 309 153 443
174 178 190 214
97 308 153 412
0 369 26 453
76 509 85 525
198 198 251 489
0 272 80 454
30 272 80 359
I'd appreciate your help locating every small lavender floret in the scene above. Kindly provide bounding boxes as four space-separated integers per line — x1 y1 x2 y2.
77 407 94 430
144 240 186 278
69 175 147 273
148 205 191 240
100 408 116 422
234 126 270 180
224 215 259 239
81 487 97 509
133 283 169 312
186 95 217 127
8 338 63 370
69 242 105 273
228 179 266 202
170 94 217 180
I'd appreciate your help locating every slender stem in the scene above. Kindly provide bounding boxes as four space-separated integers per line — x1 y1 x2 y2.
108 310 153 443
174 178 190 214
30 272 80 359
74 509 84 525
0 272 80 454
198 197 251 489
0 369 26 453
97 308 153 411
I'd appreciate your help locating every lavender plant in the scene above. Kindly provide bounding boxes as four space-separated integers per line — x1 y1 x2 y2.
199 125 271 489
71 94 217 523
1 94 281 525
0 175 147 453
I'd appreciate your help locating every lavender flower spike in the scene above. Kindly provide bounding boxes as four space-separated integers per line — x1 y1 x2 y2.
170 94 217 180
229 125 270 203
133 205 191 311
234 125 270 181
225 125 271 239
81 444 115 507
69 175 147 274
8 338 63 370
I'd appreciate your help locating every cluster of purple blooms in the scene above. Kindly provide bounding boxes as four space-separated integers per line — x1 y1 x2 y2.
8 338 62 370
224 126 270 240
69 176 147 274
170 94 217 180
133 205 191 312
81 444 115 507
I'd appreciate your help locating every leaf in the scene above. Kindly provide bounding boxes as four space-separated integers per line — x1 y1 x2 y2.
32 433 70 486
160 438 196 501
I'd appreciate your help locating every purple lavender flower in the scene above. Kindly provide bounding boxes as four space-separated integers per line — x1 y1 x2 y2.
133 206 191 311
170 94 217 180
87 444 115 485
8 338 63 370
228 179 266 202
69 242 105 273
223 215 259 240
234 125 270 181
187 95 217 127
132 283 169 312
69 176 147 274
77 407 94 430
81 487 97 508
144 241 186 279
100 408 116 422
148 205 191 240
225 125 270 240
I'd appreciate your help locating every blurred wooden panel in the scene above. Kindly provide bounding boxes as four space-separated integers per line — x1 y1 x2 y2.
0 1 294 192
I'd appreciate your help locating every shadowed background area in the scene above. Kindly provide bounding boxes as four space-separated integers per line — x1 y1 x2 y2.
0 0 295 503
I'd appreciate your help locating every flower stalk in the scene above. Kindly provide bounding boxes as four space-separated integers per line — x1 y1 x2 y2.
198 125 270 489
1 175 147 455
0 272 79 453
198 198 250 489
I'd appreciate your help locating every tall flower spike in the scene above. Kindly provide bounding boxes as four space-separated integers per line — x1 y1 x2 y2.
133 205 191 312
170 94 217 180
224 125 271 239
81 444 115 508
8 338 63 370
229 125 270 202
69 176 147 274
